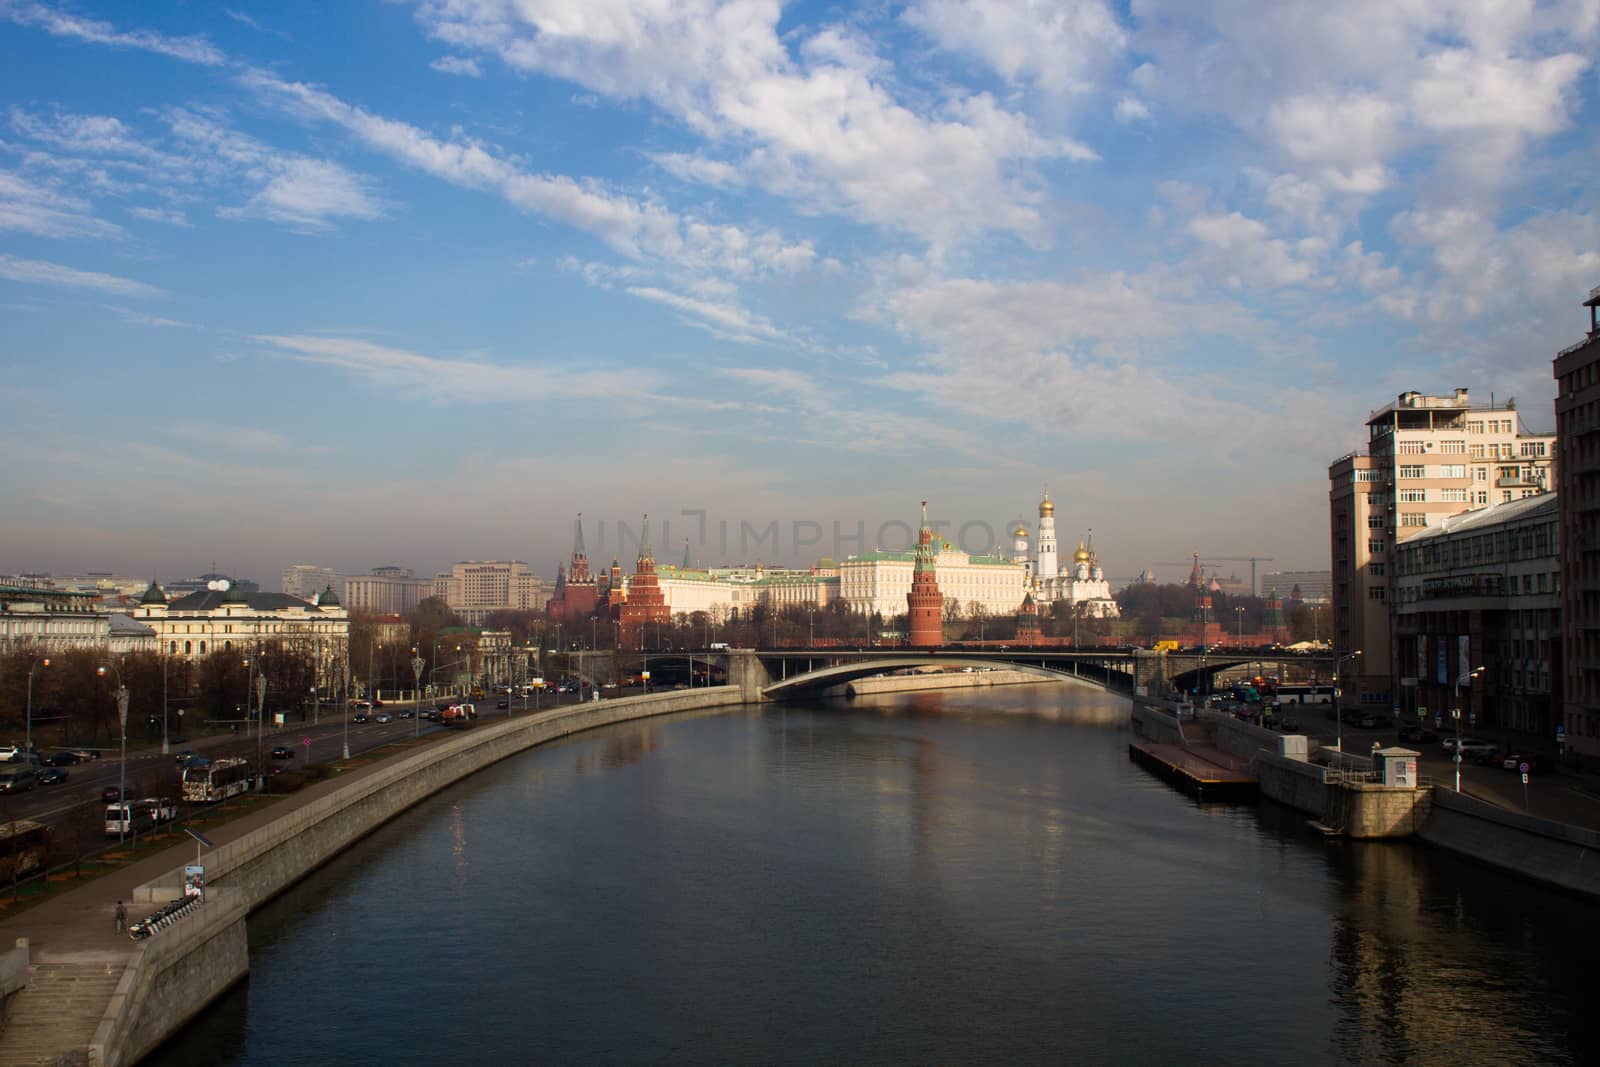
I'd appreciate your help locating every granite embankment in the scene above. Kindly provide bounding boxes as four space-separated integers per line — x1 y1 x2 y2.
2 686 751 1067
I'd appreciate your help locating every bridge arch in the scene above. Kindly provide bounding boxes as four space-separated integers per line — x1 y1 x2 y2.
761 657 1102 700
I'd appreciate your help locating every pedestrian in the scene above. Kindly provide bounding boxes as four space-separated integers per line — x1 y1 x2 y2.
114 900 127 935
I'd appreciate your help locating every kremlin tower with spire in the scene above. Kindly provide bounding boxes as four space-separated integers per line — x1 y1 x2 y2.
907 501 944 647
619 514 671 648
546 513 599 620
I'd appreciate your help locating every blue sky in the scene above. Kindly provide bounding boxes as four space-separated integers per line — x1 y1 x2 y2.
2 0 1596 587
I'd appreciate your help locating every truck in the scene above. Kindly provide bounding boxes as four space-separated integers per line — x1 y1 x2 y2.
1152 639 1181 653
439 703 478 726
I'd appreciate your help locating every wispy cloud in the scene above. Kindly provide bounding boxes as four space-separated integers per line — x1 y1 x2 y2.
0 169 125 239
430 55 482 77
626 286 792 346
0 253 162 297
221 157 387 230
2 2 225 66
253 333 656 403
168 423 294 453
105 305 198 329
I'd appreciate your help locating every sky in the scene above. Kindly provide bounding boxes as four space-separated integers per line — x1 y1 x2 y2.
2 0 1597 588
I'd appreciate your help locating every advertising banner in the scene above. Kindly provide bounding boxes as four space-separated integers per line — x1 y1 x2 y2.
1457 635 1470 686
183 864 205 900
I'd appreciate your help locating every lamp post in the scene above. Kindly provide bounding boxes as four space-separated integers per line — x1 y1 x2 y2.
340 658 350 761
96 664 128 844
25 656 49 756
160 651 169 755
411 651 425 736
255 674 266 791
1333 649 1362 753
1453 665 1486 791
1235 606 1245 649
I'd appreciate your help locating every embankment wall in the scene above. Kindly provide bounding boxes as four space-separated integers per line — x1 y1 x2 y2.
1418 787 1600 896
843 670 1063 697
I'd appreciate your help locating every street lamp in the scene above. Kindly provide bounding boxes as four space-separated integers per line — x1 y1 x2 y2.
1234 606 1245 649
96 664 128 844
340 658 351 761
25 656 49 756
1333 649 1362 753
255 673 266 789
411 650 425 737
1453 665 1486 791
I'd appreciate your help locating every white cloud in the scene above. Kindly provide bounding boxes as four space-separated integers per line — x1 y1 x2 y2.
1 2 225 66
1113 96 1150 123
0 169 125 239
906 0 1126 94
226 157 386 230
1184 211 1326 290
253 333 657 403
430 55 482 77
411 0 1091 247
626 286 791 346
106 306 199 329
0 253 162 297
128 205 190 226
243 67 817 275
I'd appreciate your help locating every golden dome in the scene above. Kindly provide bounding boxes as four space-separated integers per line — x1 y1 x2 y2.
1074 540 1091 563
1013 526 1029 538
1038 490 1054 517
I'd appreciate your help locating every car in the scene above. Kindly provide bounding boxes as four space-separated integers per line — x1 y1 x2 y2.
271 745 295 760
374 712 393 724
397 709 416 719
68 747 102 761
1397 724 1440 744
174 749 198 765
37 766 68 786
1278 715 1301 732
1472 745 1512 766
351 699 372 709
496 699 510 709
42 751 82 766
1442 737 1496 757
1501 753 1551 774
352 713 370 724
100 786 129 803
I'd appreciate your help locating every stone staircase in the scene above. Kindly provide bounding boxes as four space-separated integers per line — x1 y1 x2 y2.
0 956 128 1067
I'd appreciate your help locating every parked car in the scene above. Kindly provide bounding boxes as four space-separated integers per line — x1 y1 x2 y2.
37 766 68 786
43 751 82 766
374 712 393 724
1501 753 1552 774
271 745 295 760
1473 745 1512 767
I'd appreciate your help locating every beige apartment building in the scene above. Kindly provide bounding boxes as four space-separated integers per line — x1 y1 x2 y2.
1555 287 1600 758
1329 389 1555 710
434 561 545 625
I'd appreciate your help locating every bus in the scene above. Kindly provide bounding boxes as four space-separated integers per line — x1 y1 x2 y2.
0 820 50 883
182 757 252 803
1276 683 1335 705
105 800 156 837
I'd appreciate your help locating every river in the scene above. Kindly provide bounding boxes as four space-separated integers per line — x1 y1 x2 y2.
151 683 1598 1066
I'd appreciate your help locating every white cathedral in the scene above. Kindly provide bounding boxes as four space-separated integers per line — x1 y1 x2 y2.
1011 490 1121 618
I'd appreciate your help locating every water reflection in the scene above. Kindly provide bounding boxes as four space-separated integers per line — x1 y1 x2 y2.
149 685 1599 1067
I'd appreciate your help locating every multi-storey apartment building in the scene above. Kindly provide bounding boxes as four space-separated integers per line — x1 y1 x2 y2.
1393 494 1559 737
281 564 340 600
343 566 428 616
435 561 545 625
1329 390 1555 709
1555 286 1600 758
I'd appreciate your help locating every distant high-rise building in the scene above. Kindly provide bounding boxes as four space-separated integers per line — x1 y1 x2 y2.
1261 570 1332 604
343 567 427 616
282 564 340 600
436 560 544 626
1556 286 1600 758
1330 389 1555 710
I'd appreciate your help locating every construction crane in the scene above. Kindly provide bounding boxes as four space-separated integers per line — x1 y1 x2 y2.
1153 554 1276 597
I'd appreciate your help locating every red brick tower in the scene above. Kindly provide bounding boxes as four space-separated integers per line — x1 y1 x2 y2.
562 512 598 619
907 501 944 647
620 514 670 648
1016 592 1039 646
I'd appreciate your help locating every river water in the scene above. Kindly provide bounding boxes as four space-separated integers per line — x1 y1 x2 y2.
152 684 1597 1066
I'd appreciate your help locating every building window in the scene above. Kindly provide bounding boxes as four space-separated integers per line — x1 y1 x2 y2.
1370 563 1386 576
1368 540 1386 554
1368 515 1387 528
1398 441 1425 454
1442 440 1466 454
1399 489 1427 502
1402 513 1427 527
1368 587 1386 600
1522 441 1547 457
1475 491 1488 505
1399 464 1426 478
1440 464 1466 478
1468 421 1484 433
1440 488 1468 502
